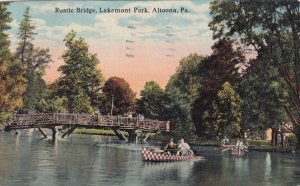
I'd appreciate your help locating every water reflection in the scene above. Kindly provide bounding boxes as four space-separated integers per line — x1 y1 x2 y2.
0 131 300 186
142 161 196 183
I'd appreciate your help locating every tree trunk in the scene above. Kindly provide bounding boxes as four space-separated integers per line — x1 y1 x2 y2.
271 128 276 146
274 130 278 146
280 129 284 149
295 125 300 151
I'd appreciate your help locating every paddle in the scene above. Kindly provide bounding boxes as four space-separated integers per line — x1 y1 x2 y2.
221 148 232 152
153 149 165 153
189 150 201 160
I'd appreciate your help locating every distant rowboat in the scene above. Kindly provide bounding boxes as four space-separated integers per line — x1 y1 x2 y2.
141 147 194 162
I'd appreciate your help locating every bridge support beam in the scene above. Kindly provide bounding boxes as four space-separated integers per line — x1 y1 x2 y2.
37 127 47 138
139 131 149 142
112 128 128 141
61 126 77 138
4 125 11 132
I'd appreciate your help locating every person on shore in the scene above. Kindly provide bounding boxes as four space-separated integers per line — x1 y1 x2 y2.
176 138 191 156
284 135 289 151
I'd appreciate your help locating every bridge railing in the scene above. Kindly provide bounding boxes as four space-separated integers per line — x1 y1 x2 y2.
8 113 170 131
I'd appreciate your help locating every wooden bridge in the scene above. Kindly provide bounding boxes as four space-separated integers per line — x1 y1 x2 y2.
4 113 170 141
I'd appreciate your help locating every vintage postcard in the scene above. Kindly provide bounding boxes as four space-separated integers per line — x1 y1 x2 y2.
0 0 300 186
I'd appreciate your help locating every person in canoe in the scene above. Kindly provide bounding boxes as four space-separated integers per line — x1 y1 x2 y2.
176 138 191 156
164 138 177 155
234 138 248 155
221 136 229 145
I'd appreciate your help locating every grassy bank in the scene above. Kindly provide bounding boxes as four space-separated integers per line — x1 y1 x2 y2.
189 139 296 153
74 128 116 136
74 128 157 138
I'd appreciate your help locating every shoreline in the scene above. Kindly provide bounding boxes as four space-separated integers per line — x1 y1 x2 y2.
74 129 297 153
1 129 297 153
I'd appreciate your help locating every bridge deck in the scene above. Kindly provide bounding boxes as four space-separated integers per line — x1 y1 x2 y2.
5 113 169 132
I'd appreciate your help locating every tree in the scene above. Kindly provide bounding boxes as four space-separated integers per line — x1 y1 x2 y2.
102 77 135 115
238 65 288 141
58 30 104 113
16 7 35 66
0 2 14 110
0 3 26 126
16 7 52 112
36 81 68 113
209 0 300 149
0 3 26 112
197 82 242 139
216 82 241 138
166 54 204 137
137 81 169 120
192 39 244 138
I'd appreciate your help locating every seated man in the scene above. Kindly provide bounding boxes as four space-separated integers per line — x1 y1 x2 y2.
235 138 248 155
176 138 191 156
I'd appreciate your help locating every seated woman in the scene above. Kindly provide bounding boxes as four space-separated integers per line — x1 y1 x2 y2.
221 136 229 145
176 138 191 156
164 138 177 154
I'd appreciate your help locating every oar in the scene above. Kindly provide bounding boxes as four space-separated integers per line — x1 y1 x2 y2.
153 149 165 153
189 150 201 160
221 147 232 152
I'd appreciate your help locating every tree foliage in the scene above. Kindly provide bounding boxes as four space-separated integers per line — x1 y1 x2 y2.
137 81 170 120
102 77 135 115
58 30 104 113
216 82 241 138
198 82 241 139
192 39 244 138
16 7 51 112
238 65 288 138
0 3 26 112
166 54 204 137
209 0 300 149
36 81 68 113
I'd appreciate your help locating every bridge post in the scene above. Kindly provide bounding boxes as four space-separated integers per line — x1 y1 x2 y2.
128 130 137 142
51 127 57 139
139 131 149 142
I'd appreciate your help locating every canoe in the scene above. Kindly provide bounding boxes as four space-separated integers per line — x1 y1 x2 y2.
141 147 194 162
220 144 246 157
231 149 246 157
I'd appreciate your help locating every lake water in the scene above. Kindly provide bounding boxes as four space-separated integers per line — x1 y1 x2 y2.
0 130 299 186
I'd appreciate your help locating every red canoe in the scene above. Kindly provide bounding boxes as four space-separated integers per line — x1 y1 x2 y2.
141 147 194 162
231 149 246 157
220 144 246 157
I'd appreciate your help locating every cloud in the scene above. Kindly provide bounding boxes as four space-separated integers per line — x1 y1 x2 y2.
8 1 214 91
14 1 211 45
31 18 46 27
8 18 19 30
26 2 69 14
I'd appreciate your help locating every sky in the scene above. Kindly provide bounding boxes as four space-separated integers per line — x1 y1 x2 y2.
7 0 214 93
